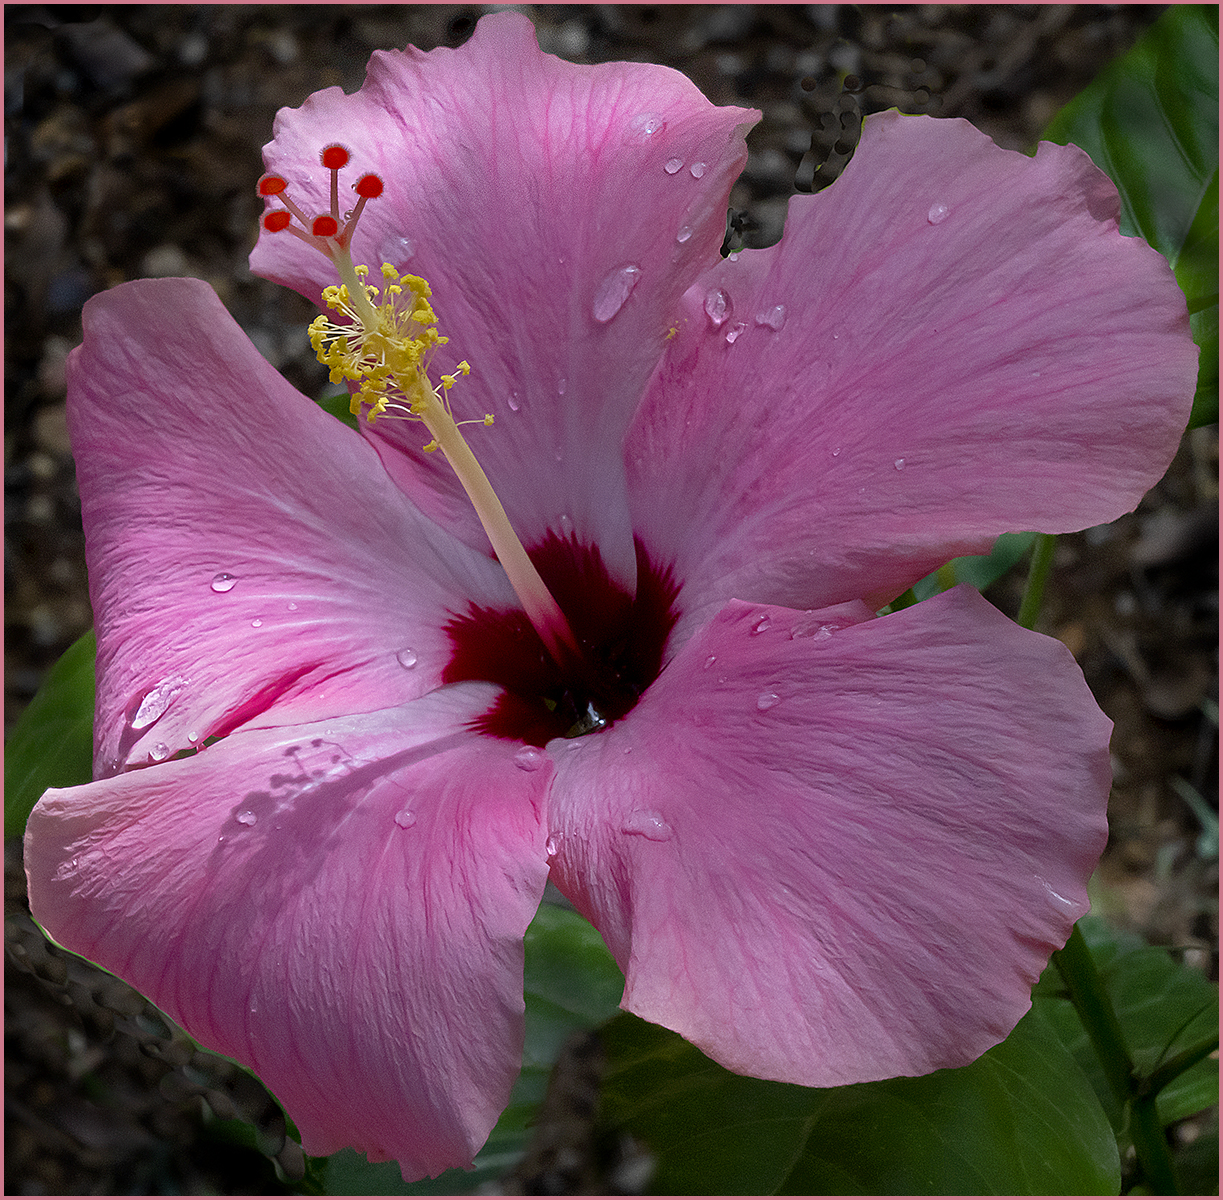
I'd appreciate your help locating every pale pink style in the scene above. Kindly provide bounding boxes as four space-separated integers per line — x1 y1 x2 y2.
27 11 1196 1180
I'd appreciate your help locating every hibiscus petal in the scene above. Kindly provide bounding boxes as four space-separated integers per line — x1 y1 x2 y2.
628 110 1198 625
25 685 551 1178
547 586 1110 1086
68 277 515 774
250 10 758 588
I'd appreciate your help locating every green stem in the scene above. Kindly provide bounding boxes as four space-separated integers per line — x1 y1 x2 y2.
1053 926 1181 1194
1016 532 1058 630
1053 925 1134 1102
1141 1032 1220 1101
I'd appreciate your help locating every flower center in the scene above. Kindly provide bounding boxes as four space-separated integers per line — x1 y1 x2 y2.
445 535 680 746
260 146 580 669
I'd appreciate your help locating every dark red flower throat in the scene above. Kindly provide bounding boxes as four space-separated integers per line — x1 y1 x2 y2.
443 534 680 746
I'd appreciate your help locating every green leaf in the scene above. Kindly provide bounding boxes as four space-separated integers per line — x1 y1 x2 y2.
785 1006 1119 1196
598 1005 1118 1195
4 629 97 839
1038 915 1219 1132
598 1013 827 1195
911 531 1038 603
1043 4 1220 428
315 391 360 430
323 904 624 1194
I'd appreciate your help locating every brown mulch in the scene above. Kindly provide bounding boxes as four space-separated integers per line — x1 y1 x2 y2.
5 5 1213 1194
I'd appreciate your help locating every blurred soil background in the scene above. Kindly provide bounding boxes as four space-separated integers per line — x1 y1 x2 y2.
5 4 1216 1194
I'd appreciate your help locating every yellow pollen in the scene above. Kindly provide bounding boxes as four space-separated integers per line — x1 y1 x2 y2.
307 263 480 438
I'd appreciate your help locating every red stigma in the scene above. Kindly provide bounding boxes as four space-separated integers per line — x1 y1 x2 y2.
262 211 293 232
320 144 350 170
353 174 384 199
312 215 340 238
257 174 288 196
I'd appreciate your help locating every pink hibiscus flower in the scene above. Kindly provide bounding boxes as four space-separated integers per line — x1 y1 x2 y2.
25 11 1195 1181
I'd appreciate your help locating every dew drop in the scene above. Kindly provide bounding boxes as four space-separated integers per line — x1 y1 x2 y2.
724 321 747 344
149 742 170 762
557 376 567 396
187 730 200 744
380 234 415 261
514 746 546 772
592 264 642 323
703 654 717 669
210 572 237 593
545 834 561 856
727 251 740 262
755 304 787 331
689 161 707 179
250 617 263 628
621 810 673 841
676 224 693 244
663 156 683 174
396 647 418 668
752 614 772 634
893 458 906 471
756 691 781 711
927 201 950 225
703 287 732 328
507 392 522 412
790 614 835 641
287 601 298 611
236 809 257 826
625 111 665 143
394 808 416 829
831 446 841 457
131 676 187 730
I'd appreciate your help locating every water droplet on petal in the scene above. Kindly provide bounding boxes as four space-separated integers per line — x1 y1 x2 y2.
755 304 787 331
394 808 416 829
689 161 707 179
725 321 747 344
287 601 298 611
237 809 257 826
507 392 521 412
703 287 732 328
250 617 263 628
663 156 683 174
149 742 170 762
132 676 187 730
625 112 665 143
621 810 673 841
752 614 772 634
187 730 199 744
210 572 237 593
894 458 906 471
703 654 717 669
545 834 561 856
380 234 416 262
514 746 546 772
592 264 642 323
676 224 693 244
756 691 781 711
790 615 835 641
831 446 841 457
557 376 567 396
927 202 950 225
396 647 418 668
